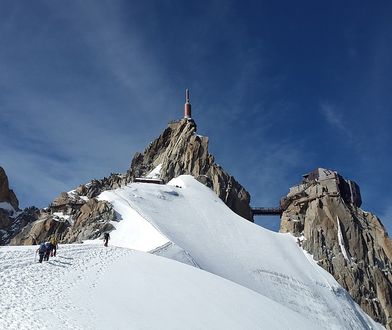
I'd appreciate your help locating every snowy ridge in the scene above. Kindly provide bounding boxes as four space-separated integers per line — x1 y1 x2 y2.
0 175 383 329
0 245 316 330
94 189 168 251
95 175 382 329
149 241 201 268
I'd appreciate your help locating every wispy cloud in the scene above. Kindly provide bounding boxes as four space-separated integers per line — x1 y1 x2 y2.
0 1 180 207
320 103 346 132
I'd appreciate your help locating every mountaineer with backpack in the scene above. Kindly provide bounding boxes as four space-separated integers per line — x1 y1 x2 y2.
50 235 58 257
103 232 110 247
37 243 46 263
44 241 52 261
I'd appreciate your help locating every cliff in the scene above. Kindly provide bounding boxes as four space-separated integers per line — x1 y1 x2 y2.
280 168 392 329
0 167 39 244
127 119 253 221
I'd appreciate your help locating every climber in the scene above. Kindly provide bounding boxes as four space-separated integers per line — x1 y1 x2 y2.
50 235 58 257
44 241 52 261
36 242 46 263
104 232 110 247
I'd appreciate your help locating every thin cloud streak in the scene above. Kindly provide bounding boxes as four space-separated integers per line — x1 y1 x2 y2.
320 103 346 132
0 1 181 207
0 1 391 235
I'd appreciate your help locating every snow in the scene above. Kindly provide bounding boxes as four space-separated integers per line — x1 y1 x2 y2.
0 201 17 216
337 216 350 261
0 245 315 330
95 175 382 329
53 212 72 224
95 189 169 251
145 163 162 179
0 175 384 329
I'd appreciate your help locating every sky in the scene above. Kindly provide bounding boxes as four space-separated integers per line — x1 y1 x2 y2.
0 0 391 233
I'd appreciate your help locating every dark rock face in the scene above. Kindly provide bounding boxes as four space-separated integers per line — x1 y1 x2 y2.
127 119 253 221
0 206 41 245
0 167 19 210
280 169 392 329
0 167 39 245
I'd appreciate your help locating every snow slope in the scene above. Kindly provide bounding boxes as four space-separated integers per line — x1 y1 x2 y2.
0 175 383 329
95 175 382 330
0 245 315 330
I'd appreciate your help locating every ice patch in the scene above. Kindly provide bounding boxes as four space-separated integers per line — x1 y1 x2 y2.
146 163 162 179
53 212 73 224
337 216 349 261
0 202 16 214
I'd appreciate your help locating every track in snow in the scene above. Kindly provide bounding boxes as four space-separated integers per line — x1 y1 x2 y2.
0 245 132 330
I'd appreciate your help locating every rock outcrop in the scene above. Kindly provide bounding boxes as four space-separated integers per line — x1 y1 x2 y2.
0 167 39 245
11 196 116 245
0 167 19 210
127 119 253 220
280 168 392 329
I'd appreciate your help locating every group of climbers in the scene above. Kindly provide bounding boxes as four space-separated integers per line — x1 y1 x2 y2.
36 235 58 263
36 232 110 263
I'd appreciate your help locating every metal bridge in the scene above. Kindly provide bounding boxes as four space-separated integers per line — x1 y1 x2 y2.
251 207 282 216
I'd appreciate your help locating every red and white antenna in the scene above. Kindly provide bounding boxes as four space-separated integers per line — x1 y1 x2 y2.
184 88 192 119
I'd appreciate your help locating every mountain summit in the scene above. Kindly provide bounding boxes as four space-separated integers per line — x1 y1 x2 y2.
280 168 392 328
12 118 252 245
127 119 253 220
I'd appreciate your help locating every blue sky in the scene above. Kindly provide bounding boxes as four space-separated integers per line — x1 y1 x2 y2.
1 1 391 233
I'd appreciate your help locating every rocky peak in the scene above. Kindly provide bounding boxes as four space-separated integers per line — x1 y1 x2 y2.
127 119 253 220
11 118 253 246
280 168 392 329
48 119 252 223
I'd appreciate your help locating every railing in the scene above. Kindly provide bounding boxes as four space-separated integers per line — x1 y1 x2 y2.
252 207 282 216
